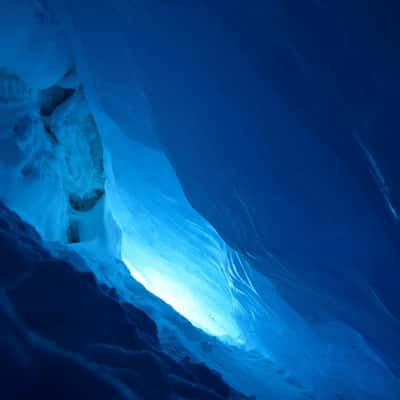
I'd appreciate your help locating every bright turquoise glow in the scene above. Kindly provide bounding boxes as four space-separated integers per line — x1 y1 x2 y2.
104 128 244 340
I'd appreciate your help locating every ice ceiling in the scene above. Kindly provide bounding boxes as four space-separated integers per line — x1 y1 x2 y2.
1 1 400 399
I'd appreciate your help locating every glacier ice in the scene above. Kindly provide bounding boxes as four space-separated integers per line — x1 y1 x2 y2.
0 1 400 400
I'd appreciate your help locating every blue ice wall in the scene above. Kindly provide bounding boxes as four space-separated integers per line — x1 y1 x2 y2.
1 1 400 399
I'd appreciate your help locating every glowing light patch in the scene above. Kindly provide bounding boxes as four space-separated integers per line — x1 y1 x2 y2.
104 133 243 341
122 253 239 338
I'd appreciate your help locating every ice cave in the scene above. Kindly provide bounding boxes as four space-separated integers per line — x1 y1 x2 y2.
1 1 400 399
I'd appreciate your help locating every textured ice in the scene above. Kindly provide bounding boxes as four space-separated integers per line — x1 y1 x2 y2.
0 1 400 400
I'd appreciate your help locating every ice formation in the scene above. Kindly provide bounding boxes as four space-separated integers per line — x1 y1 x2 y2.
1 1 400 400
